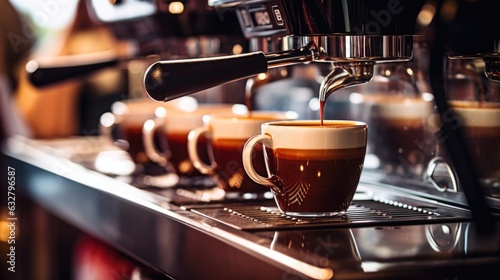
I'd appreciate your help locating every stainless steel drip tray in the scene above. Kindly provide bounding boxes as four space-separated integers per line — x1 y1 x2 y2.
184 186 473 231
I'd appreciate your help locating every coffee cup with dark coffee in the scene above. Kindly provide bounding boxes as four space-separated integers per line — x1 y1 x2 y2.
359 94 436 178
448 100 500 197
99 99 166 168
243 120 367 216
188 111 296 193
143 103 248 177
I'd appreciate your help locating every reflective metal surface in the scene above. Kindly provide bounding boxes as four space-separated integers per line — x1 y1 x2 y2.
4 136 500 279
187 194 471 231
252 35 415 62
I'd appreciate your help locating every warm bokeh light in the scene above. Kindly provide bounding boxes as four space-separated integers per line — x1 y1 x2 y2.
168 1 185 14
257 73 268 80
232 44 243 54
0 220 11 243
417 3 436 26
441 0 458 23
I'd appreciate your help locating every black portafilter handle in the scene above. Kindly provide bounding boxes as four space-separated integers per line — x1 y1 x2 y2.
143 48 315 102
26 53 121 87
143 52 267 102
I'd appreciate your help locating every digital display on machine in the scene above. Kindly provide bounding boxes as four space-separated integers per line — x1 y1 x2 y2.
237 3 287 36
251 10 272 27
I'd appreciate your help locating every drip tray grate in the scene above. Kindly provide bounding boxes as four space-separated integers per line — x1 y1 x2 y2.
189 197 472 231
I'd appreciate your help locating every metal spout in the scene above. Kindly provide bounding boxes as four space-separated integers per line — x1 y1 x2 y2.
319 62 375 101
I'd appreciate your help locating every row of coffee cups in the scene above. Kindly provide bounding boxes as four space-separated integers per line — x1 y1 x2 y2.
99 97 369 216
100 97 248 177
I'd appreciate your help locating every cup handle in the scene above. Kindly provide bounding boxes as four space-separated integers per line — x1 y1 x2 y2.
242 134 282 195
188 127 216 174
99 113 128 149
142 118 169 167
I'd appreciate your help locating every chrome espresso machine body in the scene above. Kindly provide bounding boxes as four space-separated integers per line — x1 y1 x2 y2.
4 1 500 279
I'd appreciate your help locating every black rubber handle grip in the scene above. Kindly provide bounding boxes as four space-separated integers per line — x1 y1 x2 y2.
143 52 268 102
26 55 120 87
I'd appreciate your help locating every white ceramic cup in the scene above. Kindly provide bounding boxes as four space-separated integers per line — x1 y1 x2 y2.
142 103 248 177
243 120 367 216
188 111 297 192
99 99 170 165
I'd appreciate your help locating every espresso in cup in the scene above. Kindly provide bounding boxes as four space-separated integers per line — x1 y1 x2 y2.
449 100 500 195
188 111 296 193
100 99 167 166
143 104 248 177
360 94 436 177
243 120 367 216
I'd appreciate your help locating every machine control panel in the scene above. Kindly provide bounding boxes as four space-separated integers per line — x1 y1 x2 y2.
235 1 289 38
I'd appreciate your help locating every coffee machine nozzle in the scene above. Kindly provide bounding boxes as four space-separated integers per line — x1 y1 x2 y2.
319 61 375 102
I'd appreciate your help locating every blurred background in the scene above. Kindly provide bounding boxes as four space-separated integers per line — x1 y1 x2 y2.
1 1 246 279
2 0 248 139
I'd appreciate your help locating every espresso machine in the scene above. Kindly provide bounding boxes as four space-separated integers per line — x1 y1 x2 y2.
4 1 500 279
140 0 500 275
144 0 499 215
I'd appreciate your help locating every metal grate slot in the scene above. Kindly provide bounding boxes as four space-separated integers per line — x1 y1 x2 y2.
189 198 471 231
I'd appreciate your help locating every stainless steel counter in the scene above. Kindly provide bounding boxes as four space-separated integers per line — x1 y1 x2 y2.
3 136 500 279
